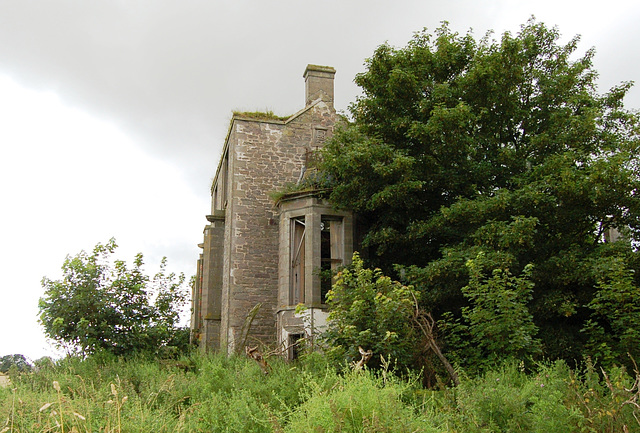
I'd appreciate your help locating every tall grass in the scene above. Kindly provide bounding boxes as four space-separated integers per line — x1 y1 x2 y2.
1 352 639 432
1 352 332 432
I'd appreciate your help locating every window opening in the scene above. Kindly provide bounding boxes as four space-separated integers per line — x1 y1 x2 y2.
290 217 306 304
320 217 343 303
288 333 303 360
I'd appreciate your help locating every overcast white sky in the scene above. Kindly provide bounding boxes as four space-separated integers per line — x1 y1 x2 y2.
0 1 638 361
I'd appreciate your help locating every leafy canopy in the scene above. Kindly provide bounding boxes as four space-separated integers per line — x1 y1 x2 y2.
321 19 640 366
39 239 190 357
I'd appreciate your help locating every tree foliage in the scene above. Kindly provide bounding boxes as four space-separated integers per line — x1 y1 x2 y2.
39 239 190 357
582 256 640 366
440 255 541 371
0 354 32 373
321 19 640 366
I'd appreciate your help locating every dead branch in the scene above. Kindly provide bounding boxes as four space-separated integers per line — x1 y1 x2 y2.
601 367 615 394
262 339 289 358
411 292 460 386
245 345 271 375
262 335 305 359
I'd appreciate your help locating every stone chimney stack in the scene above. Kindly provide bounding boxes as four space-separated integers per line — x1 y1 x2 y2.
304 64 335 107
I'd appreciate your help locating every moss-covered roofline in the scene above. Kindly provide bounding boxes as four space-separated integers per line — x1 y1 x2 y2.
231 110 291 122
271 188 332 207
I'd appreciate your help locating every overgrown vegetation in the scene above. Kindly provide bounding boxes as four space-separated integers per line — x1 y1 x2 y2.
320 19 640 373
267 181 330 205
2 352 640 432
13 17 640 432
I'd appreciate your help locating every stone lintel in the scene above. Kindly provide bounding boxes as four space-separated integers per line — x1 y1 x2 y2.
276 304 327 314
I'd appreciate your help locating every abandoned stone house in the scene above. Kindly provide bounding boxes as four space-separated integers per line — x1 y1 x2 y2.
190 65 354 357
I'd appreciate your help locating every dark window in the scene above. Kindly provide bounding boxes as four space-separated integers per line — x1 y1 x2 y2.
320 217 343 303
288 333 304 360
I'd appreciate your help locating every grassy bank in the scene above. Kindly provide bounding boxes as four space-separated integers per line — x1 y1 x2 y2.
1 352 639 432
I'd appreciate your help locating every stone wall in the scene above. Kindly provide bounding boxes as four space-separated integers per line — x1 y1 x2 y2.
221 99 337 353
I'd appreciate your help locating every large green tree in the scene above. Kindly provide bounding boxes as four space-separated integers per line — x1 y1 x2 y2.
39 239 190 357
321 20 640 366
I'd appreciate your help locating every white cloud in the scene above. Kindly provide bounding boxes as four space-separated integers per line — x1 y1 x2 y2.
0 75 207 359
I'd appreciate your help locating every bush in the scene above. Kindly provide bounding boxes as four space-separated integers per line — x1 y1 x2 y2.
453 361 585 432
582 256 640 368
323 252 421 370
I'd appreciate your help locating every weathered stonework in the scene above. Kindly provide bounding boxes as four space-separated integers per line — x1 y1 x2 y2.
191 65 354 356
276 194 354 354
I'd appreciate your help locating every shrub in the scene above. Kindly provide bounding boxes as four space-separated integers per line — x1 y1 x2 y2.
439 254 541 372
323 252 420 370
453 361 586 432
